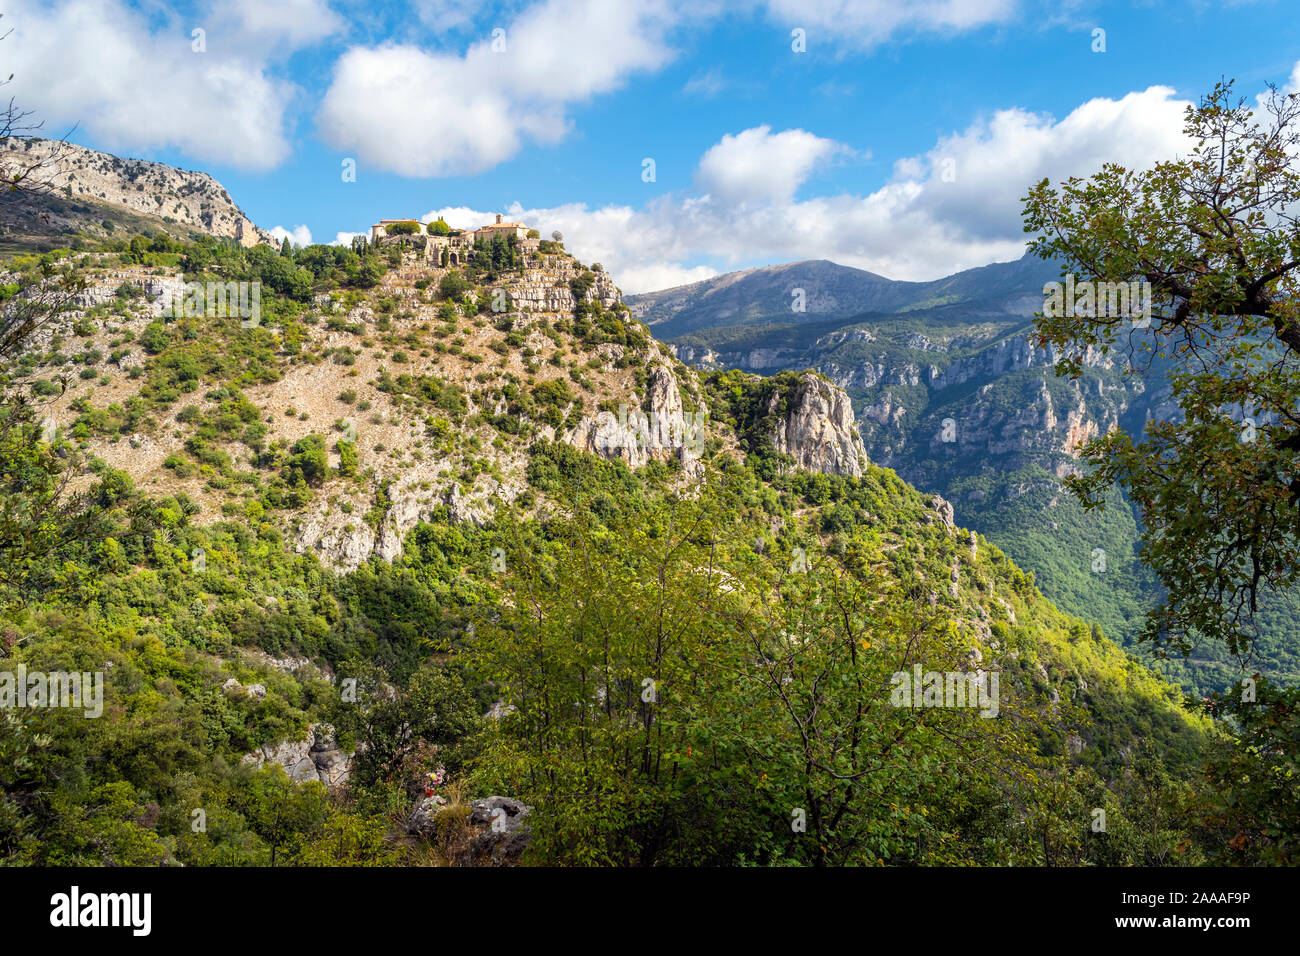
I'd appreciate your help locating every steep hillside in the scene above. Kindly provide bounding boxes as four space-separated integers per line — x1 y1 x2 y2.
0 136 273 255
0 227 1226 866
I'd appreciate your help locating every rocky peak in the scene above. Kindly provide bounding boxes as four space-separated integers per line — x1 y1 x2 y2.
563 360 705 472
766 373 868 478
0 136 273 246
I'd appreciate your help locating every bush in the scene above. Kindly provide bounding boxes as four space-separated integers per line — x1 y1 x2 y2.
337 440 359 478
285 434 329 486
439 271 471 301
139 322 169 354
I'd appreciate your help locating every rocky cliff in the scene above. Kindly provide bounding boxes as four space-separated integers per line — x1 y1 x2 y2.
563 361 705 472
645 257 1263 690
0 136 273 251
765 373 866 477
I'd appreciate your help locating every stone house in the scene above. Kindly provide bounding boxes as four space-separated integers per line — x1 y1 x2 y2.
369 214 541 264
475 213 529 242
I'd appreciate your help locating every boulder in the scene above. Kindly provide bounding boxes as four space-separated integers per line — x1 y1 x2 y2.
459 796 533 866
406 795 450 837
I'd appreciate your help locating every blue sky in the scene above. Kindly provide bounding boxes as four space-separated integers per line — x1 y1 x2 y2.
6 0 1300 291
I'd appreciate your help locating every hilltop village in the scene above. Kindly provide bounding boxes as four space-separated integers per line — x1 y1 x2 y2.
370 213 542 267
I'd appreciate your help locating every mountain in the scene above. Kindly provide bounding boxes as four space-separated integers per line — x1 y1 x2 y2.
0 136 273 255
632 258 1300 693
0 204 1221 865
627 255 1059 338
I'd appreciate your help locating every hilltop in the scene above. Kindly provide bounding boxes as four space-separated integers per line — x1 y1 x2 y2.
0 136 273 255
626 254 1057 338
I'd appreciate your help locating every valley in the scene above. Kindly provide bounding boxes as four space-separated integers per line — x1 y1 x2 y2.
631 260 1300 694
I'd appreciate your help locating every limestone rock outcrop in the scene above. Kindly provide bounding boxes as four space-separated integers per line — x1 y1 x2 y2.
406 795 449 837
0 136 272 245
242 723 352 789
766 374 867 478
459 796 533 866
563 362 705 472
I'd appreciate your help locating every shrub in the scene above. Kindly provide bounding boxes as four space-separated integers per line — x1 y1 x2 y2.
285 434 329 486
337 440 359 477
439 271 471 301
139 322 169 354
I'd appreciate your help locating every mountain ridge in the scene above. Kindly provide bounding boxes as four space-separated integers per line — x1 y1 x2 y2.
0 136 274 254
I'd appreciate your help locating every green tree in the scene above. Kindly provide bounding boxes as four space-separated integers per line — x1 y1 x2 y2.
1023 81 1300 659
139 321 169 354
1192 678 1300 864
331 660 481 790
336 438 358 478
471 479 1053 866
238 767 330 867
284 434 328 486
438 270 471 301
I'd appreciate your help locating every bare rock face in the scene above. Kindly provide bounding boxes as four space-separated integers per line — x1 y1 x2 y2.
766 375 867 478
926 333 1118 391
406 795 449 837
564 362 705 472
293 503 377 573
505 261 620 313
0 136 273 246
294 468 520 572
928 376 1120 465
242 723 352 789
927 494 956 534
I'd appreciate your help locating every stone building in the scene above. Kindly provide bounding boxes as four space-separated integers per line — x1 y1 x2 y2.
369 214 541 264
475 212 529 242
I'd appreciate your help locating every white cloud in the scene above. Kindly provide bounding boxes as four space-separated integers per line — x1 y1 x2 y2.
408 90 1193 293
220 0 345 52
3 0 342 171
762 0 1017 48
614 261 720 293
0 0 1023 179
414 0 495 33
316 0 681 177
696 125 847 205
270 224 314 248
905 86 1193 241
311 0 1028 180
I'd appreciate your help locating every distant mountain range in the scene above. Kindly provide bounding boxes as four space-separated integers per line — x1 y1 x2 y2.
628 255 1058 338
629 256 1300 693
